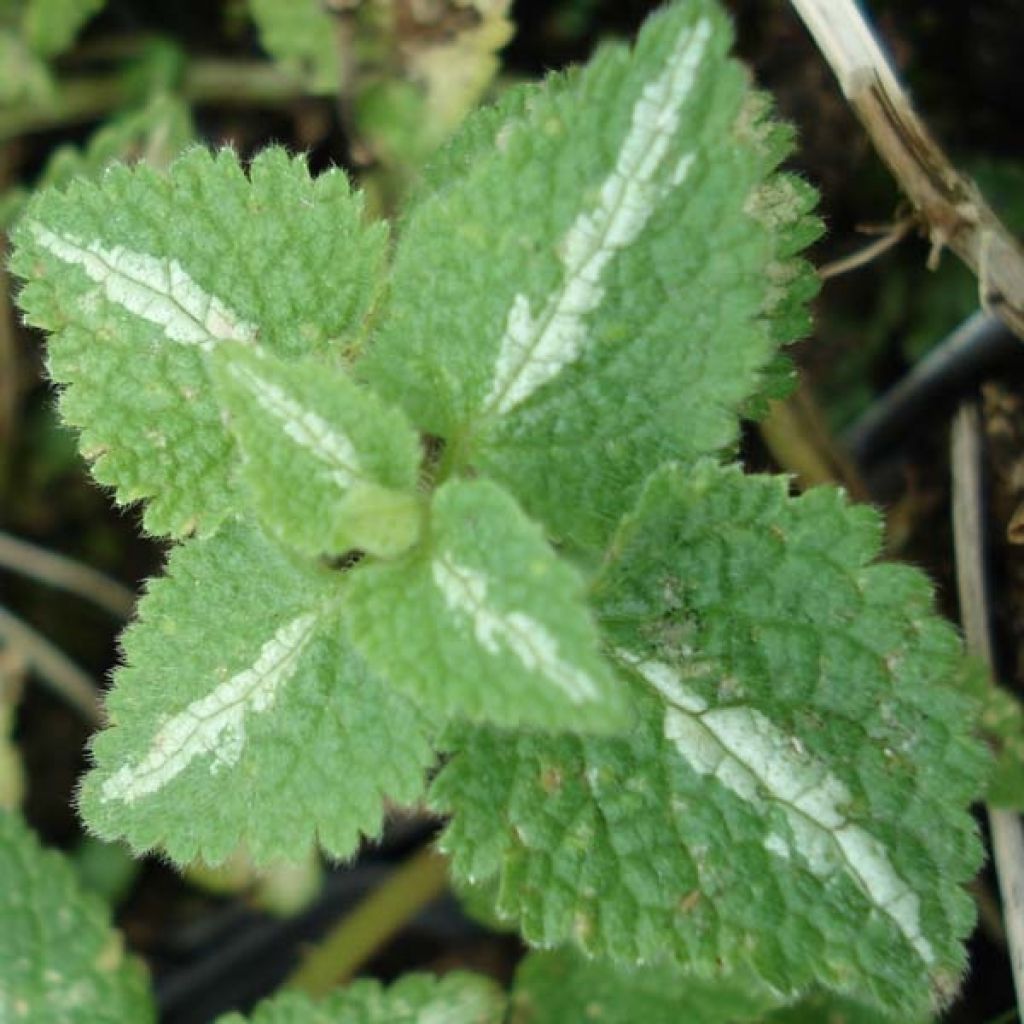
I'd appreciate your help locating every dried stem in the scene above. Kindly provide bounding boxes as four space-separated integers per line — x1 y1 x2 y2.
0 605 103 725
789 0 1024 338
0 530 135 618
950 403 1024 1019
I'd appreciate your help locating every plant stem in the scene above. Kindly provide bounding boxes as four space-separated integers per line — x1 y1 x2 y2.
0 530 135 618
0 605 103 725
788 0 1024 340
0 60 311 142
759 380 870 501
950 403 1024 1021
285 845 449 997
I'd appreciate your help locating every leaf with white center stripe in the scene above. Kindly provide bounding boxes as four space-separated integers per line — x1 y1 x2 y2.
212 346 423 558
79 520 434 866
432 462 987 1015
362 0 820 551
344 478 630 731
11 146 387 537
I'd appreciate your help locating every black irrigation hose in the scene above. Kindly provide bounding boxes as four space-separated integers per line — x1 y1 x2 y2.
843 312 1023 468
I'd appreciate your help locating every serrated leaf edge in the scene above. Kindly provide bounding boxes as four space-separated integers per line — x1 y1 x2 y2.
100 610 320 804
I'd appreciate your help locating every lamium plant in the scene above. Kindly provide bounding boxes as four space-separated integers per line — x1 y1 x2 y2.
3 1 994 1021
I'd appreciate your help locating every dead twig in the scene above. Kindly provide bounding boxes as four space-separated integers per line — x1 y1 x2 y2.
0 530 135 618
0 605 103 725
818 217 914 280
950 403 1024 1019
789 0 1024 339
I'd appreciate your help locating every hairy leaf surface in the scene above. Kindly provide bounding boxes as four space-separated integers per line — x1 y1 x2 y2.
433 463 986 1013
12 147 387 536
511 947 781 1023
212 345 423 558
363 0 819 550
345 478 630 731
80 521 433 866
216 972 506 1023
0 811 155 1023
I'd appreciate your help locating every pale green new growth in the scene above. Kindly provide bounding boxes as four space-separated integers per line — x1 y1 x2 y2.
212 345 423 557
80 522 433 866
433 463 987 1014
345 478 629 731
0 811 155 1023
215 972 506 1024
12 147 387 537
20 0 103 56
362 0 820 549
1 94 194 229
248 0 341 94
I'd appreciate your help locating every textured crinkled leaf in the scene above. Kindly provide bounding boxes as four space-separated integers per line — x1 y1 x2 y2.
511 947 782 1023
21 0 103 56
433 463 987 1014
248 0 340 94
764 991 915 1024
11 146 387 537
0 811 155 1023
362 1 819 550
212 345 423 558
79 521 433 866
345 478 630 731
215 972 506 1023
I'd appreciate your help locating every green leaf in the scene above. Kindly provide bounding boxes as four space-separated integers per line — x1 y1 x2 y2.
432 463 987 1015
345 478 630 731
362 0 819 550
215 972 506 1023
212 345 424 558
39 94 194 190
511 947 782 1023
21 0 103 57
0 29 52 103
764 991 917 1024
248 0 341 94
966 665 1024 809
0 810 155 1023
79 520 433 866
11 146 387 537
3 94 195 229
